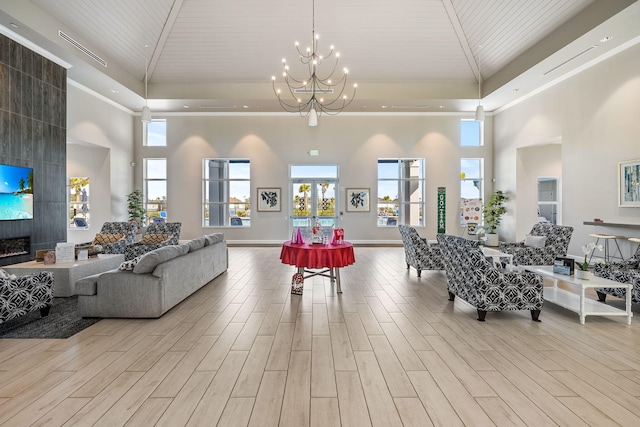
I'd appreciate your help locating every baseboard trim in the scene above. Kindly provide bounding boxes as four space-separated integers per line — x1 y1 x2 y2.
226 240 403 247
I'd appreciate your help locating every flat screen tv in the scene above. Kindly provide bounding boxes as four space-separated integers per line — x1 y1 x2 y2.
0 164 33 220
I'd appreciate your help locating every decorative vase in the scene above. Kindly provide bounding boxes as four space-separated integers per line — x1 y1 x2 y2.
484 233 499 247
575 269 590 280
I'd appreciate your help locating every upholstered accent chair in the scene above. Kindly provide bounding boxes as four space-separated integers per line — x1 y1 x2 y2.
398 225 444 276
498 223 574 266
93 221 138 254
437 234 544 321
593 244 640 303
1 271 54 324
125 222 182 260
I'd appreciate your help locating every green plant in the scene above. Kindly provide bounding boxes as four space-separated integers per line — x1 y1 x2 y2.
127 189 146 226
482 190 507 234
575 242 603 270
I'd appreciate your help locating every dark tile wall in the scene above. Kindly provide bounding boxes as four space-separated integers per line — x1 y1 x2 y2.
0 33 67 266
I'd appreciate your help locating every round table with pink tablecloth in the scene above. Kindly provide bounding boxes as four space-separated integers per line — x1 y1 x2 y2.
280 241 355 293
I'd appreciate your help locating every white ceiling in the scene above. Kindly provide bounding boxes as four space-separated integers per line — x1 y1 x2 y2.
1 0 639 115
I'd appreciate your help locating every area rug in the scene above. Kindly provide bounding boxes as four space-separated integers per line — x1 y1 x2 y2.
0 296 101 339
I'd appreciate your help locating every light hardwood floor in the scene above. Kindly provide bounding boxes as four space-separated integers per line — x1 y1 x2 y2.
1 246 640 426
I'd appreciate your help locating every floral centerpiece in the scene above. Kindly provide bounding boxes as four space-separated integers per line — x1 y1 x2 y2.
575 242 603 279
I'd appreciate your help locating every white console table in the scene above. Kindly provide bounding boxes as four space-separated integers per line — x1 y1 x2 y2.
523 265 632 325
5 254 124 297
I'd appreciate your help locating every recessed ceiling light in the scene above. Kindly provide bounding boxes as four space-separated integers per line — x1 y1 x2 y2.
600 36 613 43
438 105 444 109
381 105 388 109
183 105 189 109
242 105 249 109
9 23 18 28
109 89 118 94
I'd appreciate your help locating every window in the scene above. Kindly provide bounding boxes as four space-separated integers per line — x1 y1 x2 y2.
460 158 483 199
460 119 482 146
144 158 167 223
377 159 424 226
145 119 167 146
68 177 90 228
203 159 251 227
460 158 483 227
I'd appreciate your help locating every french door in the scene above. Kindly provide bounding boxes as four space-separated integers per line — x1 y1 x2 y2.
290 179 338 231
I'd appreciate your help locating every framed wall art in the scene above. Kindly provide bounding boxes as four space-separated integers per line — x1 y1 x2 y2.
257 187 281 211
346 188 370 212
619 159 640 207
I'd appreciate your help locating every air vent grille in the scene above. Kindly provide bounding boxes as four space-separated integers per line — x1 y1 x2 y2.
542 45 596 76
58 30 107 67
294 88 334 94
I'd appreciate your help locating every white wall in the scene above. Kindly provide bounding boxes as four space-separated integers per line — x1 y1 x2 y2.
134 114 493 242
494 42 640 258
515 144 562 238
66 84 135 242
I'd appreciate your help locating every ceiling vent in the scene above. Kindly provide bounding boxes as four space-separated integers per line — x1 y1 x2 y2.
198 105 238 109
542 45 596 76
58 30 107 67
294 88 334 94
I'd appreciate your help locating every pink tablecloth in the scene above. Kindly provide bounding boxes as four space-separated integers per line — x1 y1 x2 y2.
280 241 355 269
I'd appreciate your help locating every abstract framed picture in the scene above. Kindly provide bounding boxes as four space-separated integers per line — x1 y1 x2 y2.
619 160 640 207
346 188 370 212
257 187 281 211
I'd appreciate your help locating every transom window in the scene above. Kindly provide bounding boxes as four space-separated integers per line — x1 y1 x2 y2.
145 119 167 146
461 119 482 146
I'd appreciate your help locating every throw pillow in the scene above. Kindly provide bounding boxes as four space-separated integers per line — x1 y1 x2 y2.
119 256 141 271
139 233 171 245
524 234 546 248
133 244 189 274
0 269 17 280
187 236 206 252
92 233 125 246
204 233 224 246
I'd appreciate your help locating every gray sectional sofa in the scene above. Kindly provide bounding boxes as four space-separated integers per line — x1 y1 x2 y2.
76 233 227 318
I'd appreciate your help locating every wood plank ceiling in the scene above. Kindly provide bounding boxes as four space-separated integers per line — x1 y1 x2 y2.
14 0 636 113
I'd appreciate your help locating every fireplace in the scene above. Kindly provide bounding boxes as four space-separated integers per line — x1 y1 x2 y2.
0 236 31 258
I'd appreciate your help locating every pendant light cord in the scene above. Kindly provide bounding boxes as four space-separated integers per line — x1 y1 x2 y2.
144 44 149 107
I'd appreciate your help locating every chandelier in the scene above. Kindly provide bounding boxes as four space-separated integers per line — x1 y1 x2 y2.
271 0 357 126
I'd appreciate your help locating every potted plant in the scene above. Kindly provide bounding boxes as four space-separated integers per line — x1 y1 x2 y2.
127 189 146 230
575 242 603 279
482 190 507 246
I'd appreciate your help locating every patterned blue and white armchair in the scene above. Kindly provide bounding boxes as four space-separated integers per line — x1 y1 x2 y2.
437 234 544 321
593 244 640 303
125 222 182 260
498 223 574 266
398 225 443 276
0 270 54 324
